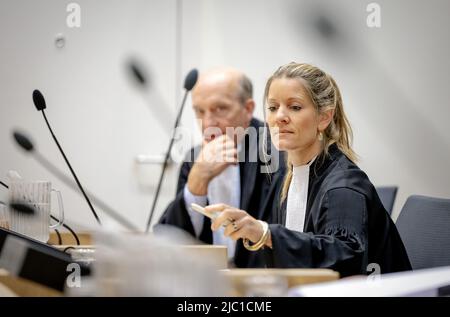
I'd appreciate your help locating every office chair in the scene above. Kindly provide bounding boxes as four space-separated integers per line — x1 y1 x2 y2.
396 195 450 270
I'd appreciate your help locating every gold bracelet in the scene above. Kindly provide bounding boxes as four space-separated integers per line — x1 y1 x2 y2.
243 221 269 251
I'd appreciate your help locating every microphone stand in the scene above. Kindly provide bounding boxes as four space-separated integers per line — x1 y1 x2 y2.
145 90 189 233
145 69 198 233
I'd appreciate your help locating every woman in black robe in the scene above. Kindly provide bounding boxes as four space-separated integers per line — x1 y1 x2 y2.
206 62 411 277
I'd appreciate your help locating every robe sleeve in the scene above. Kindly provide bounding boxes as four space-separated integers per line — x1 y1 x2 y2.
157 161 195 233
263 187 369 276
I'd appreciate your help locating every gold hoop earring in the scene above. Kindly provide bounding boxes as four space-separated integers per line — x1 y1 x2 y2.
318 131 323 141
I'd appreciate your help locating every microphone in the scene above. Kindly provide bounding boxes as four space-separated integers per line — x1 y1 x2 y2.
128 59 148 87
0 180 9 189
32 89 101 225
8 201 61 245
145 69 198 233
127 59 174 134
9 202 35 215
1 201 34 215
11 132 139 231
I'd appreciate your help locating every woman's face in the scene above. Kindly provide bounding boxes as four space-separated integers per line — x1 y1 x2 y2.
266 78 327 153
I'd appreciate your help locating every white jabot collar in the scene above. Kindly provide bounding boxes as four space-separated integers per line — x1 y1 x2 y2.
285 157 316 232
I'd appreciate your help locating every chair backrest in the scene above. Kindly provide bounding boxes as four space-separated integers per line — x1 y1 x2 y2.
396 195 450 270
376 186 398 215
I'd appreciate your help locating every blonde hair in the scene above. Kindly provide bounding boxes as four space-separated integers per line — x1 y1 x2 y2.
263 62 357 202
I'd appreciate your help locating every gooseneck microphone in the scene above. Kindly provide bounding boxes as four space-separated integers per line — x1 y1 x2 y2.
11 132 139 231
127 60 175 134
9 202 35 215
1 181 35 215
128 60 147 86
145 69 198 233
32 90 101 225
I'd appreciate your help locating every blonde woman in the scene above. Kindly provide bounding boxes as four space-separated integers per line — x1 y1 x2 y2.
206 62 411 276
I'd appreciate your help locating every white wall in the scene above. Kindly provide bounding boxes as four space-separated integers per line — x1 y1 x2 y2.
0 0 180 230
1 0 449 231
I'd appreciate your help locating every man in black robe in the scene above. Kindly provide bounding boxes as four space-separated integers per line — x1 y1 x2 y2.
158 67 283 268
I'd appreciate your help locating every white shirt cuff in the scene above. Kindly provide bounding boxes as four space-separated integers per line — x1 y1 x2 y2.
183 185 207 237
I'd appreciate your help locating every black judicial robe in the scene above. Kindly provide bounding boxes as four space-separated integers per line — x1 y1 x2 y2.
158 118 284 268
260 144 412 277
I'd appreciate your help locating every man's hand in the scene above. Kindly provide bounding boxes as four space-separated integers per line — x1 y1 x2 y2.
187 135 238 195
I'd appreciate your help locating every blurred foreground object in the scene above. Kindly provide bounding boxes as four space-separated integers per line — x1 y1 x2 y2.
289 266 450 297
67 227 229 296
223 268 339 297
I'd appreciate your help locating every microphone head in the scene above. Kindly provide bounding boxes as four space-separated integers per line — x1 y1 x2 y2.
13 131 34 152
10 202 35 215
33 89 47 111
128 60 148 87
184 69 198 91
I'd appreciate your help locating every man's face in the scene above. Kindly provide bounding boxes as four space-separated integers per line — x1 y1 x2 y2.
192 75 253 142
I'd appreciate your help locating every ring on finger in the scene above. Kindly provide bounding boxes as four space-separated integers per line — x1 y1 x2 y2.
222 218 234 227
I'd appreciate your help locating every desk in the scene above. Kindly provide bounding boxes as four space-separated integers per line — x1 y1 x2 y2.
222 268 339 296
48 231 93 245
0 269 62 297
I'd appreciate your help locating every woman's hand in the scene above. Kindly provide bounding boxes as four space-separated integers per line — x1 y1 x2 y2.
206 204 266 244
